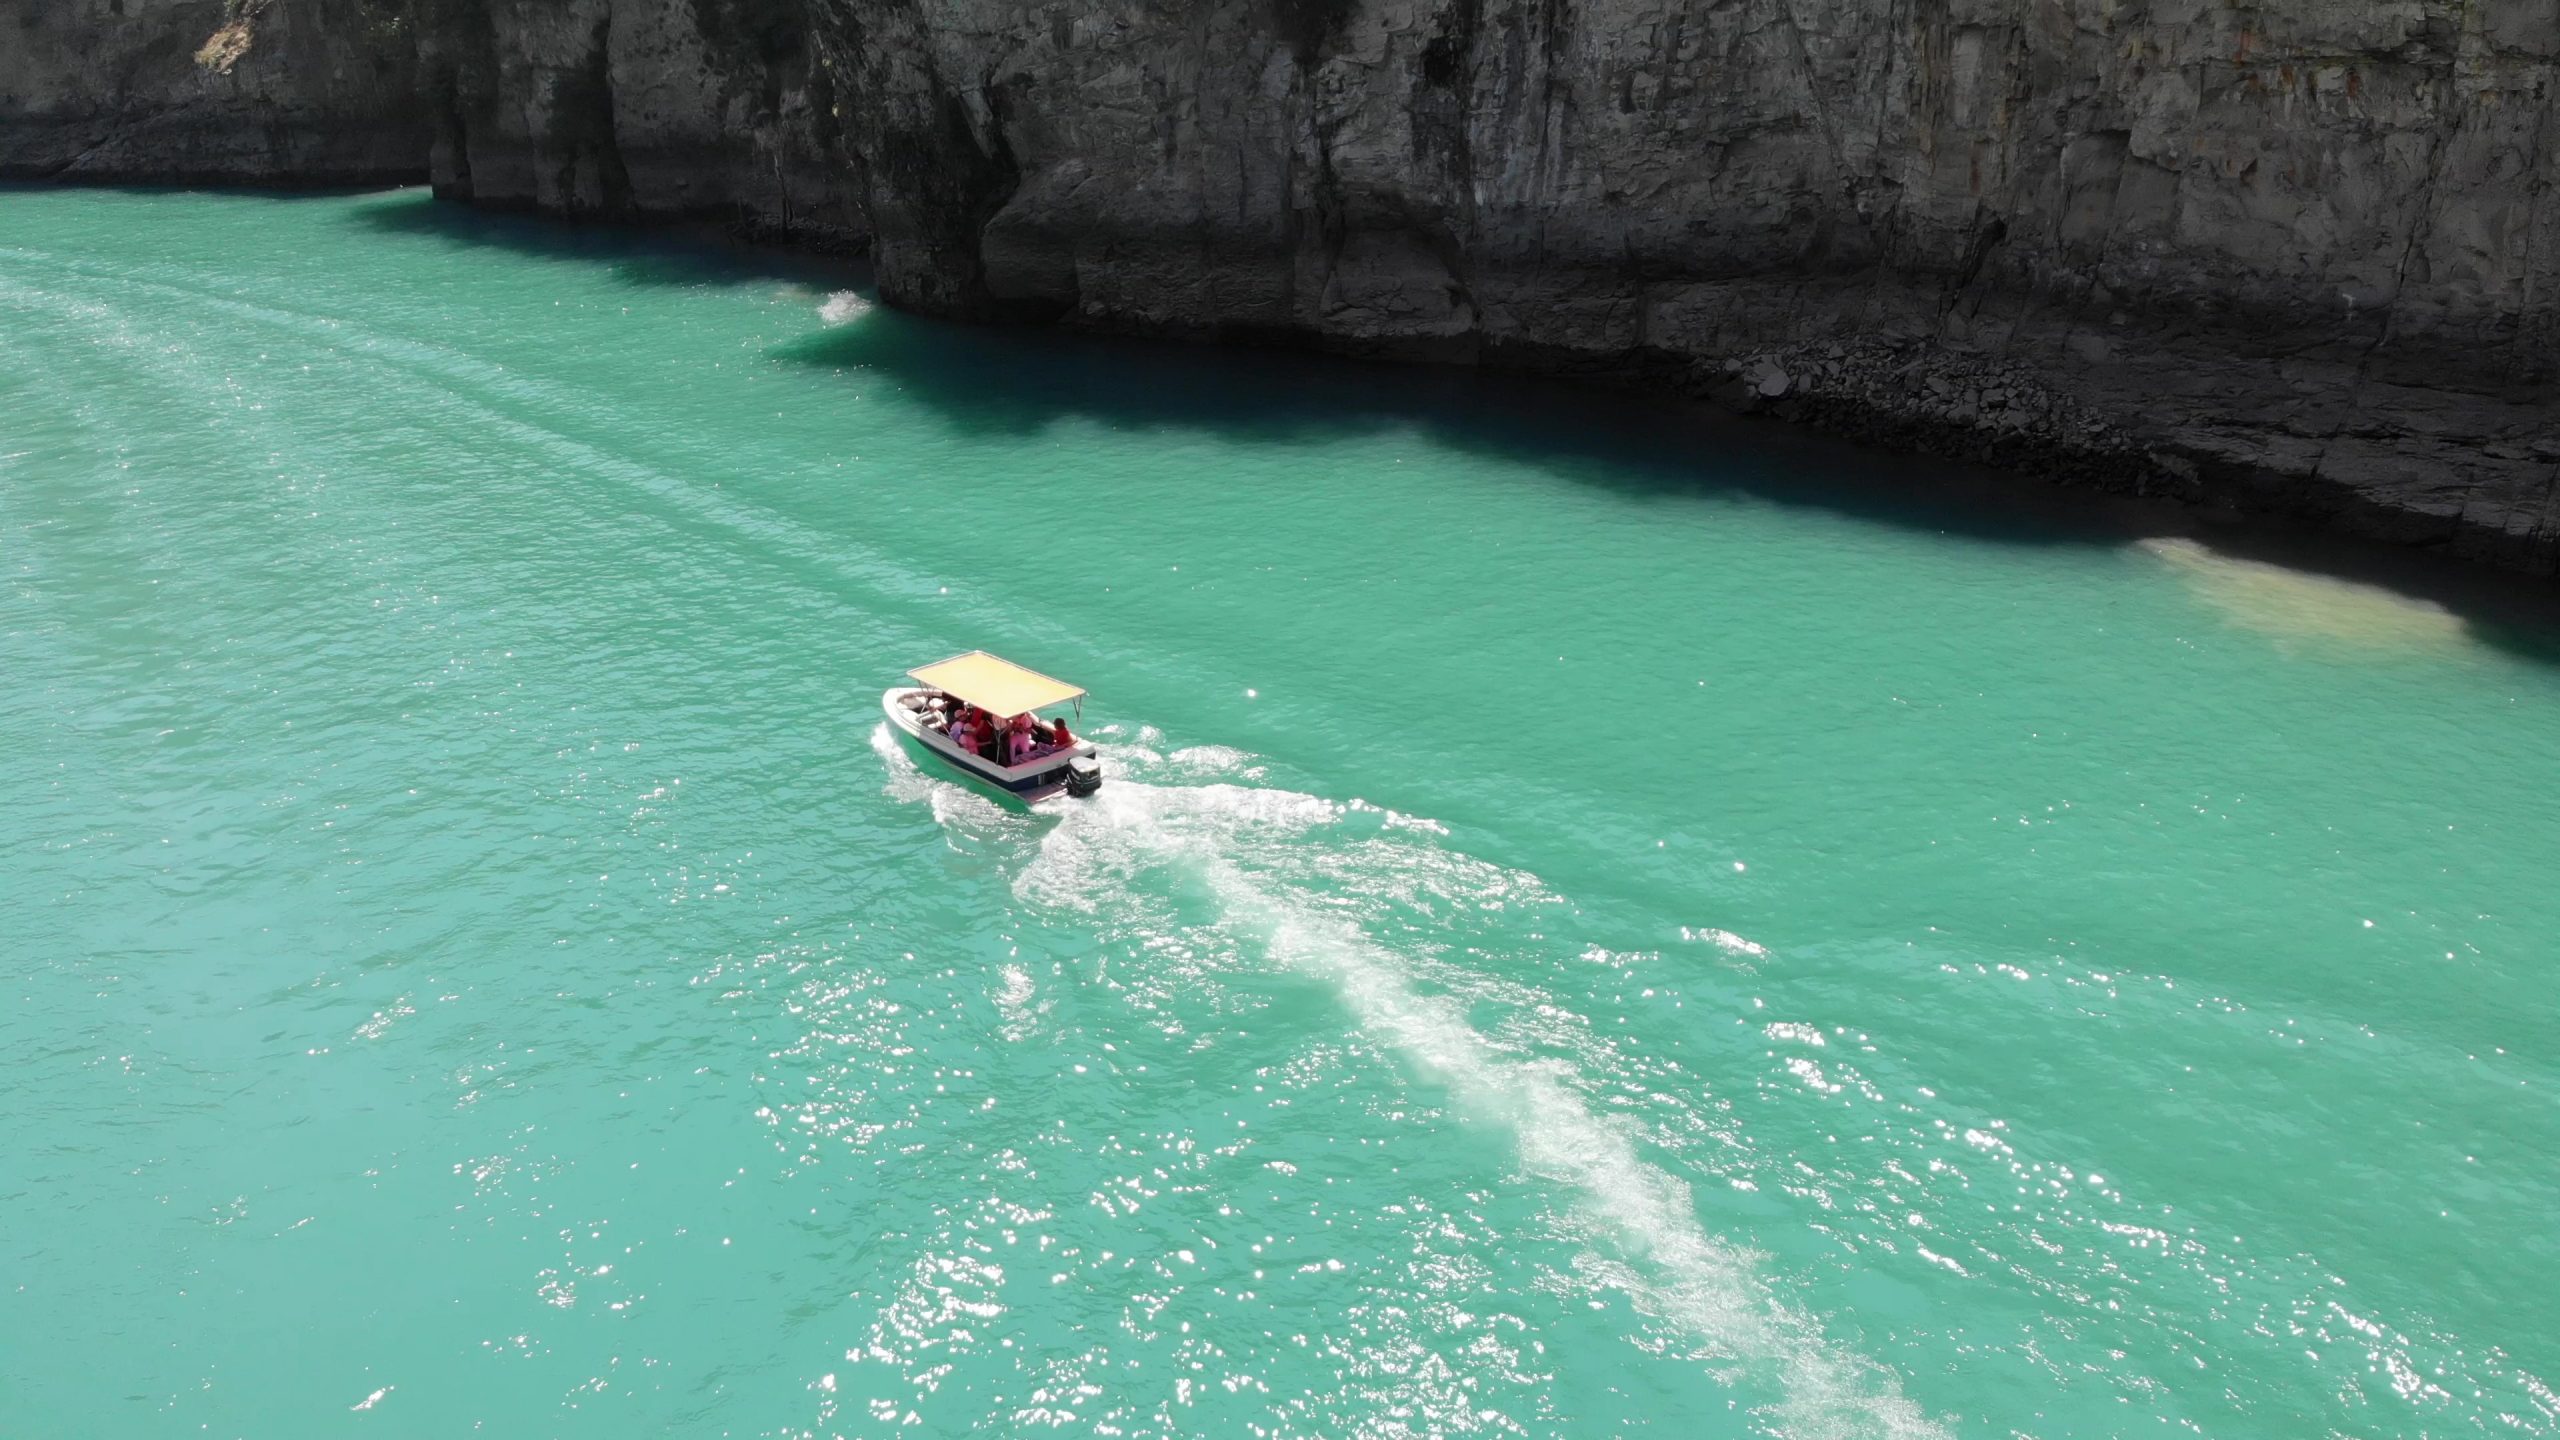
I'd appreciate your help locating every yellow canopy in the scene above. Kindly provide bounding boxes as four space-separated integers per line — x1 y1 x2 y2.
907 651 1085 718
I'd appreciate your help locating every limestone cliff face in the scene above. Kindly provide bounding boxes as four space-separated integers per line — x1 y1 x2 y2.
417 0 859 246
0 0 428 183
814 0 2560 571
0 0 861 246
4 0 2556 571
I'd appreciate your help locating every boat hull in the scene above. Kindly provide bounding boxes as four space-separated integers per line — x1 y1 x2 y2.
880 688 1093 807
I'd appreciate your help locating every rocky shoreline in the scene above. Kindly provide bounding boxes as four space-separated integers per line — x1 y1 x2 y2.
5 0 2554 577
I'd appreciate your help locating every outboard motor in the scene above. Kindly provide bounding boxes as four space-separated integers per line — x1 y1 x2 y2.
1064 755 1103 798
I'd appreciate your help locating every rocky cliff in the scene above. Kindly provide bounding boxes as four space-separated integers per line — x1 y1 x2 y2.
0 0 861 246
816 0 2560 572
0 0 428 184
415 0 857 246
5 0 2556 572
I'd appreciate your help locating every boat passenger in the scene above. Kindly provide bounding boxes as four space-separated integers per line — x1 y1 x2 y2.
1025 716 1070 759
1004 713 1038 766
1050 716 1072 748
947 713 977 753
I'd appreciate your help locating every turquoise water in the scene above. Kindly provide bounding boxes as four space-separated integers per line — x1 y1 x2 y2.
5 186 2558 1439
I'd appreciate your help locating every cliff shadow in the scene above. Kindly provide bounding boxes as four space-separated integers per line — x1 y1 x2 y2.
357 181 2053 544
769 301 2135 552
344 186 863 293
773 302 2560 666
348 188 2560 663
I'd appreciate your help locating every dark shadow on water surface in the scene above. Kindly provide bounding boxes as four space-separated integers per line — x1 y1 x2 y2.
330 187 2560 667
342 189 2088 550
345 186 862 293
777 302 2138 551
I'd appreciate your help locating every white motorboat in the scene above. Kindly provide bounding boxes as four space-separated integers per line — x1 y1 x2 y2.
882 650 1103 806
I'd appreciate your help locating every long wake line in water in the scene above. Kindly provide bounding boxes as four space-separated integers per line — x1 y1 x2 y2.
894 727 1944 1437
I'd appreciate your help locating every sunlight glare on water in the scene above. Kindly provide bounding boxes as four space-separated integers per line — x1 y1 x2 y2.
4 186 2558 1439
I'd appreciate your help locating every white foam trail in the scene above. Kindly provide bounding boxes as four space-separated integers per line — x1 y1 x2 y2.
1687 926 1771 960
818 290 873 325
1208 862 1940 1440
1014 779 1338 913
4 250 1103 667
974 769 1945 1439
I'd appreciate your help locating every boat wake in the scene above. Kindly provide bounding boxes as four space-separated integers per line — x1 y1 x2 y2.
872 723 1945 1439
